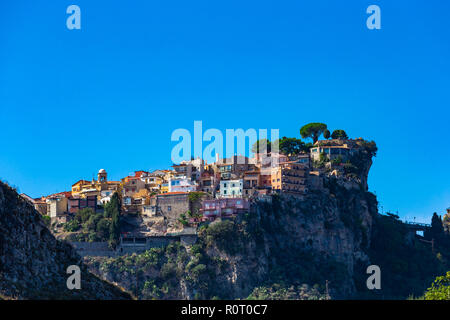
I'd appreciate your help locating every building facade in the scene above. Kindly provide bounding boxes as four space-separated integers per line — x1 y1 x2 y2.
219 179 243 198
271 161 308 194
201 198 249 220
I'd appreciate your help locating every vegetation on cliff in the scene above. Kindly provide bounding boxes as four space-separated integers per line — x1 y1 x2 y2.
61 193 121 247
422 271 450 300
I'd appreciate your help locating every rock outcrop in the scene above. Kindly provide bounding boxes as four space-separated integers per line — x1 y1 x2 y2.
85 181 378 299
0 182 131 299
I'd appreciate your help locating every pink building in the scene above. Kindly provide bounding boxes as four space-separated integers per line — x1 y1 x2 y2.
201 198 250 220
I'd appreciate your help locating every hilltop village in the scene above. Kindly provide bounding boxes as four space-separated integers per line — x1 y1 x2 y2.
20 126 381 255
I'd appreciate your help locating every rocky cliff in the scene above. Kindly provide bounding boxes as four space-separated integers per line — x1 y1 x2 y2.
85 179 378 299
84 140 379 299
0 181 131 299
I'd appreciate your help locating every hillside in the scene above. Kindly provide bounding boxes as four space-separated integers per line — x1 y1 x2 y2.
0 181 131 299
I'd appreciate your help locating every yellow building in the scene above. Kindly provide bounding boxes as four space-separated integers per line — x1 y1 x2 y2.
160 183 169 194
71 169 120 198
71 180 97 197
163 170 174 182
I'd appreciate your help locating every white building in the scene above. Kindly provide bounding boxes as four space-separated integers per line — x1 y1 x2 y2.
99 190 115 205
168 176 197 193
219 179 243 198
46 195 68 218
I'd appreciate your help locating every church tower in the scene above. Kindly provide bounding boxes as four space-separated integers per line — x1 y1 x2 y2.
98 169 107 183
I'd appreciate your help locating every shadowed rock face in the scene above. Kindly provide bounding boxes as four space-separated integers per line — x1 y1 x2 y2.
0 182 131 300
85 185 378 300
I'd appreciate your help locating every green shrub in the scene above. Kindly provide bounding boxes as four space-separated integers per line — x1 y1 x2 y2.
423 272 450 300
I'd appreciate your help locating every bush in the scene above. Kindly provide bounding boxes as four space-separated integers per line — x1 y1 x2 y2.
423 272 450 300
205 220 240 254
41 215 51 227
64 219 81 232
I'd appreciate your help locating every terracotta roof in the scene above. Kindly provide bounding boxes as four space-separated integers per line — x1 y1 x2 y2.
47 191 72 199
134 171 148 177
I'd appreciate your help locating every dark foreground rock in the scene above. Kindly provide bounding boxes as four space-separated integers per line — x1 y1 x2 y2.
0 182 131 299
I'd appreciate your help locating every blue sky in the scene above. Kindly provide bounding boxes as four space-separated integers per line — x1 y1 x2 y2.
1 1 449 223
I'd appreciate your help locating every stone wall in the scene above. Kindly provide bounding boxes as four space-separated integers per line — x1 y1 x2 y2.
157 193 190 222
71 235 197 257
71 241 117 257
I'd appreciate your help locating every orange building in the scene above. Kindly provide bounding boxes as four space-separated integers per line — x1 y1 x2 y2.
271 161 308 194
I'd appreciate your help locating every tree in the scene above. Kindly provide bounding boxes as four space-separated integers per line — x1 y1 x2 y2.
109 206 120 247
323 129 331 139
423 271 450 300
431 212 444 239
331 129 348 140
106 193 121 248
275 137 306 155
77 207 94 223
97 218 111 240
300 123 327 143
251 138 271 154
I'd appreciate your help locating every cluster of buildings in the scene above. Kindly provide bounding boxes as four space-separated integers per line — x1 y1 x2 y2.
21 138 362 233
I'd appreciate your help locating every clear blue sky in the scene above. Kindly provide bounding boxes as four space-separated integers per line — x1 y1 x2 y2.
1 1 449 223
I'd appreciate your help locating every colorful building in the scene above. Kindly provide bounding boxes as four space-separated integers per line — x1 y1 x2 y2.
243 170 260 197
219 179 243 198
168 176 197 193
201 198 249 220
310 139 358 162
271 161 308 194
46 192 71 219
71 169 120 198
68 195 98 214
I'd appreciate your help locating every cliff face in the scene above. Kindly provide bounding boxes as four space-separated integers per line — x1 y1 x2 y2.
85 182 378 300
83 145 381 299
197 184 377 299
0 182 130 299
